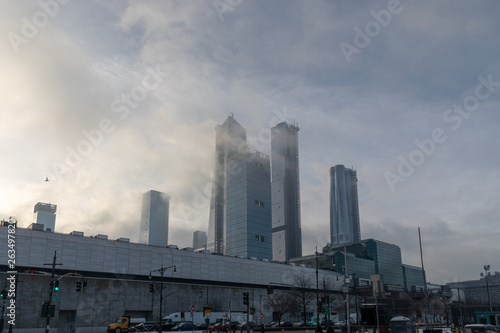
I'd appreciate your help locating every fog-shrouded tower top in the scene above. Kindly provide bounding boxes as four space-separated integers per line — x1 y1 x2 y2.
330 165 360 245
193 230 207 250
140 190 170 247
207 115 247 254
271 122 302 262
34 202 57 232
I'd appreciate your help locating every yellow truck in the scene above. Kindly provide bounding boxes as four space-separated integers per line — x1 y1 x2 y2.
107 316 146 333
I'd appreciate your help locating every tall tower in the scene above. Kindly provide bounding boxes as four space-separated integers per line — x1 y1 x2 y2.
33 202 57 232
330 165 360 245
140 190 170 247
207 115 247 254
271 122 302 262
225 150 272 260
193 230 207 250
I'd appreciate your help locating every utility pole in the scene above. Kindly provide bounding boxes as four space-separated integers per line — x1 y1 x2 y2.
418 228 429 328
344 246 350 333
149 265 176 333
44 251 62 333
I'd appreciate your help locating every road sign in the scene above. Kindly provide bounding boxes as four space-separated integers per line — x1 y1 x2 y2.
259 313 264 319
190 305 197 312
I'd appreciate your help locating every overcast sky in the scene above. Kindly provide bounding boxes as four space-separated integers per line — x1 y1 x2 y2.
1 0 499 284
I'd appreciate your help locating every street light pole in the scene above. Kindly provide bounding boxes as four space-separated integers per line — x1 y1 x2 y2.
150 265 176 333
315 248 320 325
483 265 492 312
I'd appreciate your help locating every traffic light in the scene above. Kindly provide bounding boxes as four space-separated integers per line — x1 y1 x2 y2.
199 288 202 298
250 307 255 315
76 281 82 292
267 285 273 294
243 292 249 305
0 289 6 299
54 280 60 291
320 294 325 303
325 295 330 304
83 280 87 290
150 283 154 293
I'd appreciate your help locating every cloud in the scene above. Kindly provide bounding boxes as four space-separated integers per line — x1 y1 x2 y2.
1 0 500 284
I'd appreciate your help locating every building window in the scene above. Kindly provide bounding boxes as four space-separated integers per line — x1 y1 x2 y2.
255 235 265 242
255 200 264 207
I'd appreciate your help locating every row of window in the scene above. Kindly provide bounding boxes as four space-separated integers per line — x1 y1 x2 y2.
254 200 265 207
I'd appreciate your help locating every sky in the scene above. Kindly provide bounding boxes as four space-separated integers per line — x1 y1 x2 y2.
1 0 499 285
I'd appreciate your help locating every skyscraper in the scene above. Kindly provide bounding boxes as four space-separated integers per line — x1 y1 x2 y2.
193 230 207 250
207 115 247 254
225 149 272 260
33 202 57 232
207 115 272 259
140 190 170 247
271 122 302 262
329 165 360 245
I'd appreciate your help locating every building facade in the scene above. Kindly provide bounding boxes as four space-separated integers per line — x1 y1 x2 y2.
330 165 360 245
140 190 170 247
207 115 247 254
225 150 272 260
33 202 57 232
192 230 207 250
271 122 302 262
0 225 341 333
291 238 424 292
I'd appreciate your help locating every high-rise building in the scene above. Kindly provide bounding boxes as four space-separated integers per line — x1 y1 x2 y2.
140 190 170 247
271 122 302 262
225 150 272 260
33 202 57 232
193 230 207 250
207 115 272 259
207 115 247 254
329 165 360 245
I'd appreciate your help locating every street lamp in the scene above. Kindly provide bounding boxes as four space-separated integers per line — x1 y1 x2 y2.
482 265 492 312
150 265 176 333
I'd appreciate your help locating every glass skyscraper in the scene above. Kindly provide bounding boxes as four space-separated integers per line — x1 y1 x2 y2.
330 164 360 245
225 150 272 260
207 115 272 259
271 122 302 262
33 202 57 232
193 230 207 250
140 190 170 247
207 115 247 254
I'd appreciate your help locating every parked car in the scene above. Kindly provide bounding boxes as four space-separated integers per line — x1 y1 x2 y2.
238 322 257 330
171 322 198 331
129 322 159 332
196 323 208 330
229 322 241 330
208 322 228 331
464 325 500 333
